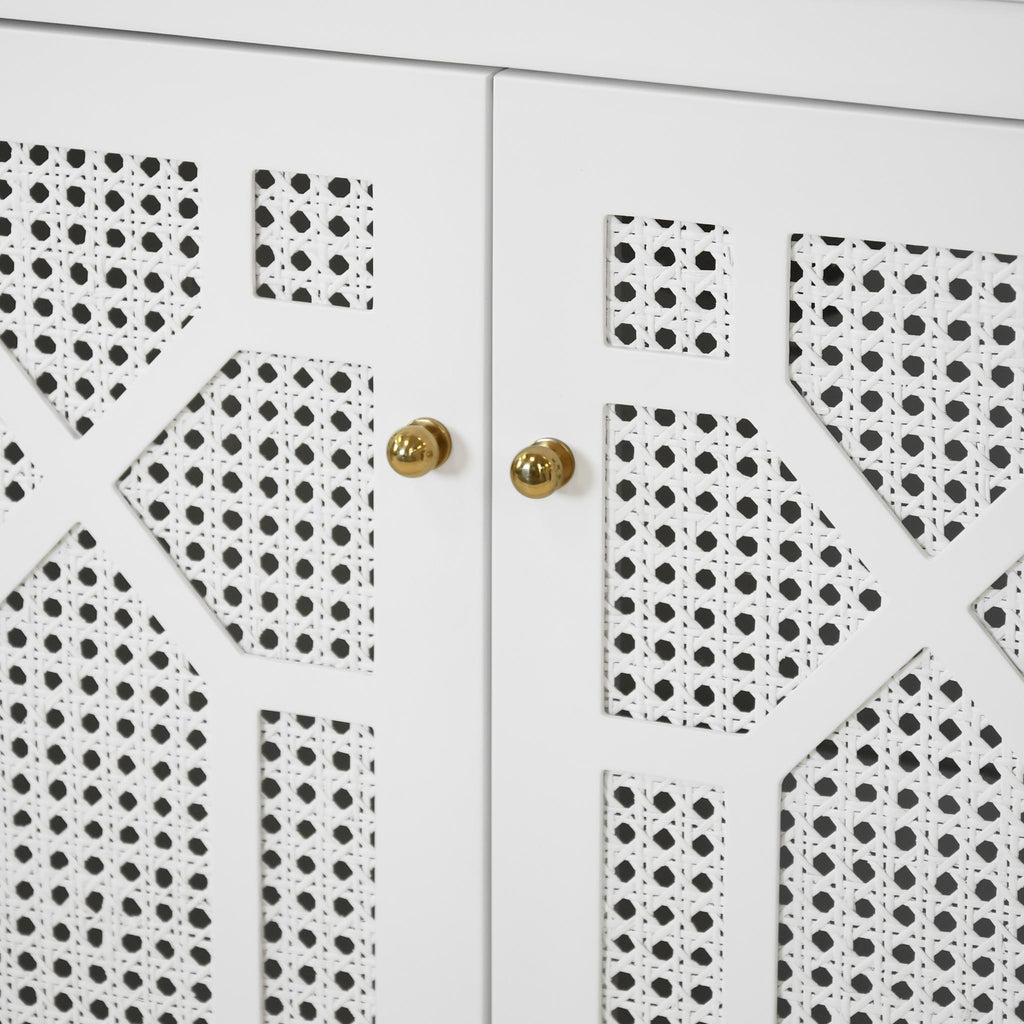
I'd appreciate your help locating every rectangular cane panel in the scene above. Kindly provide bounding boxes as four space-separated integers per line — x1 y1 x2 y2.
259 711 376 1024
254 170 374 309
603 773 725 1024
607 216 732 358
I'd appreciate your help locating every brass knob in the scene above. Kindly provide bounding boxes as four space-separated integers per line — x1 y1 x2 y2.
387 417 452 478
509 438 575 499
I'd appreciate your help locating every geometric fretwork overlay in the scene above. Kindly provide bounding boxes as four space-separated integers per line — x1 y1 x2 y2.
790 233 1024 556
604 773 725 1024
0 418 38 518
119 352 375 669
254 169 374 309
0 528 213 1023
260 711 375 1024
607 216 732 357
975 554 1024 679
605 404 882 733
778 650 1024 1022
0 141 202 435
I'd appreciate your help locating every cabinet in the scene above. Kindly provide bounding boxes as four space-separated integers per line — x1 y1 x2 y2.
0 26 491 1024
4 15 1024 1024
492 73 1024 1023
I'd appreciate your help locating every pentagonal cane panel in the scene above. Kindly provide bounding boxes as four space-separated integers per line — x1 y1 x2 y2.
975 555 1024 678
605 404 881 733
608 217 732 357
0 528 212 1024
260 711 375 1024
778 650 1024 1023
604 773 724 1024
790 233 1024 555
0 419 38 519
0 141 201 435
119 352 374 669
254 170 374 309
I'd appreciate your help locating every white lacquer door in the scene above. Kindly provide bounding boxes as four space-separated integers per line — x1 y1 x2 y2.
493 72 1024 1024
0 24 492 1024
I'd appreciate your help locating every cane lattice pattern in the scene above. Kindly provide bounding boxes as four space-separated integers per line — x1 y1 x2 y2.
0 140 201 436
0 419 38 518
790 233 1024 556
0 528 212 1024
120 352 374 669
778 650 1024 1023
975 555 1024 679
606 404 881 733
608 217 732 357
260 711 375 1024
604 773 724 1024
255 170 374 309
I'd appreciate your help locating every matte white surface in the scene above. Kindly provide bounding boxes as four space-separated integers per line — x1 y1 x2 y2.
0 24 493 1024
3 0 1024 119
491 70 1024 1024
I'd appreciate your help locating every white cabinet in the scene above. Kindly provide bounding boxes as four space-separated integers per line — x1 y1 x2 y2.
0 26 491 1024
4 17 1024 1024
492 71 1024 1024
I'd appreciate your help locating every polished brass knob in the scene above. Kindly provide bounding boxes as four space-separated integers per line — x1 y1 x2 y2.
509 438 575 499
387 417 452 478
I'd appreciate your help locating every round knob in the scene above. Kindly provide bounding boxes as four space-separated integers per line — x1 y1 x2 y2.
387 417 452 478
509 438 575 499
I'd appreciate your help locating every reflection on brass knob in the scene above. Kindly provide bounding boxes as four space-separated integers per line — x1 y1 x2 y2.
387 418 452 478
510 438 575 499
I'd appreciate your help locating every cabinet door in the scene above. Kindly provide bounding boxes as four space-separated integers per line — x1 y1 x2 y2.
493 72 1024 1023
0 24 491 1024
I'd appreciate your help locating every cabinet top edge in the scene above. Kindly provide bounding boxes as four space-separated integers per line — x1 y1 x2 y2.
2 0 1024 121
